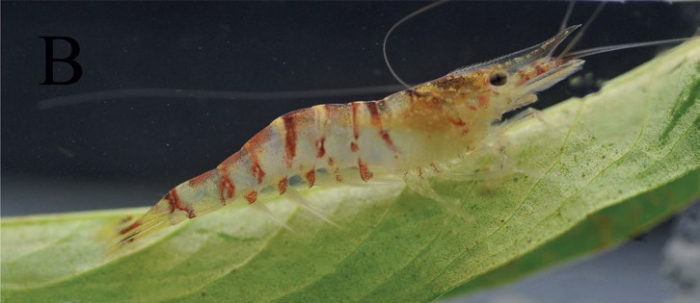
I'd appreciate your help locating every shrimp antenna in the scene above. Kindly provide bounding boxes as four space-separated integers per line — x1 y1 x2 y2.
547 0 576 58
562 37 690 60
383 0 447 89
558 1 606 59
555 0 691 60
36 85 405 110
558 0 576 33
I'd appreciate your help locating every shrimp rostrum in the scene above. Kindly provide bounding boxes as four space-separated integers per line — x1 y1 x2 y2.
117 26 587 248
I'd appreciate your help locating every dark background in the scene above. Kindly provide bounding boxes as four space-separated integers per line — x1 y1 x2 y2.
2 2 699 302
3 2 697 211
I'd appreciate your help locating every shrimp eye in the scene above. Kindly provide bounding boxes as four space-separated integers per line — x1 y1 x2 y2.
489 72 508 86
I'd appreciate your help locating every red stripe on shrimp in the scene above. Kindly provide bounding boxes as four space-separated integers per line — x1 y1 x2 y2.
243 129 270 185
244 191 258 204
352 102 360 139
365 102 383 129
316 137 326 158
219 177 235 205
365 102 399 154
380 131 399 153
350 103 362 153
251 161 266 185
282 113 297 168
478 95 489 108
166 189 196 218
217 164 236 205
358 158 373 182
306 168 316 187
334 167 343 182
449 118 466 127
119 220 142 235
188 170 214 187
278 176 288 195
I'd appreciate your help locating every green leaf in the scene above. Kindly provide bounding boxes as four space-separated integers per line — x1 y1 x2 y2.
2 39 699 303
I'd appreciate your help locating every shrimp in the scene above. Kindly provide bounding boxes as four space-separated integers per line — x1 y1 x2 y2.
114 25 588 248
115 5 689 249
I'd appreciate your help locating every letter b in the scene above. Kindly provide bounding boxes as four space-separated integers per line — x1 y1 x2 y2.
40 36 82 85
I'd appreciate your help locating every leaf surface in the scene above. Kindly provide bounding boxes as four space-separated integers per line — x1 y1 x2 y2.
2 39 699 303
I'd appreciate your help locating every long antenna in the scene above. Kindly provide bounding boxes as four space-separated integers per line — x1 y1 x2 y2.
563 38 690 60
36 85 406 110
383 1 447 89
559 0 576 33
548 0 577 58
558 1 607 59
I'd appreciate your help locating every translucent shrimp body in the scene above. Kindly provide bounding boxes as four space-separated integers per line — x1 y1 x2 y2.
117 26 584 247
